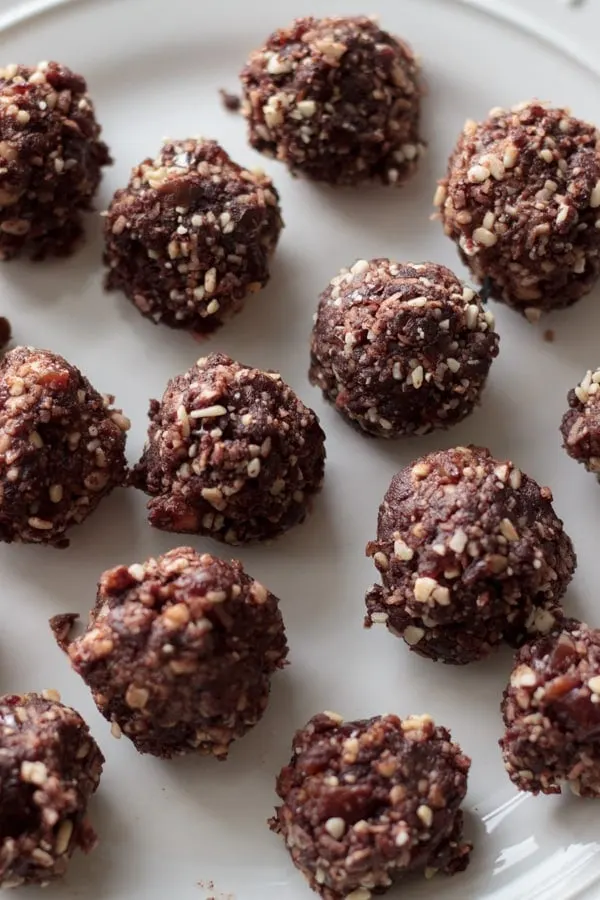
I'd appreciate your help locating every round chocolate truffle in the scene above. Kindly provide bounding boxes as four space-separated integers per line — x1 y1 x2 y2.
104 138 283 334
435 101 600 317
270 711 471 900
309 259 498 438
55 547 288 759
501 620 600 796
0 692 103 888
365 446 576 665
132 352 326 544
240 16 423 186
0 61 110 260
0 346 129 547
560 367 600 476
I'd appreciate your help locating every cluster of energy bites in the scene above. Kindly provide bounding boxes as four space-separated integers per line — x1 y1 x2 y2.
1 10 600 900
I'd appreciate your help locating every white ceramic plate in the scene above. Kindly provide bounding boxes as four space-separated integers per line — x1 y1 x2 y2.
2 0 600 898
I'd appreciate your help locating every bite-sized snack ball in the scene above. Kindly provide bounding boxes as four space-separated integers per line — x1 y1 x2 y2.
309 259 498 438
435 101 600 317
365 446 576 665
104 138 283 334
501 620 600 796
0 61 110 260
53 547 288 759
0 346 129 547
561 367 600 475
0 316 10 352
0 692 103 888
270 712 471 900
132 352 325 544
241 16 423 186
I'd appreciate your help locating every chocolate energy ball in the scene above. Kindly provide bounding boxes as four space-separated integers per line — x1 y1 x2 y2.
54 547 288 759
0 692 103 888
435 101 600 317
309 259 498 438
240 16 423 186
270 712 471 900
0 346 129 547
501 620 600 796
132 352 326 544
0 317 10 352
104 138 283 334
0 61 110 260
561 368 600 475
365 446 576 665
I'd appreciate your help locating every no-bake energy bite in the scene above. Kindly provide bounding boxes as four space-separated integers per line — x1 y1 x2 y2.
132 352 325 544
0 346 129 547
365 446 576 665
435 101 600 317
270 712 471 900
0 316 10 352
53 547 288 759
0 61 110 260
104 138 283 334
240 16 423 186
561 368 600 475
309 260 498 438
501 620 600 797
0 692 103 888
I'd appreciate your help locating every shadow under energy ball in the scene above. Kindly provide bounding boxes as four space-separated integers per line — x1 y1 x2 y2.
0 692 103 889
309 259 498 438
103 138 283 334
365 446 576 665
240 15 423 186
0 62 110 260
435 101 600 318
132 352 326 544
0 347 129 547
52 547 288 759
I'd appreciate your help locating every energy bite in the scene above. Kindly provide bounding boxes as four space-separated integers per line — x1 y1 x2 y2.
270 712 471 900
241 16 423 186
0 692 103 888
501 620 600 796
435 101 600 317
309 259 498 438
0 346 129 547
561 368 600 475
104 138 283 334
0 316 10 352
0 61 110 260
54 547 288 758
132 352 325 544
365 446 576 665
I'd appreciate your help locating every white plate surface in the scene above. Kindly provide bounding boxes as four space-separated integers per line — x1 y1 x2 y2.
2 0 600 898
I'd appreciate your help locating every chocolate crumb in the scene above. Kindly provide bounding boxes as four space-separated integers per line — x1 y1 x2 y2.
49 613 79 652
543 329 555 343
219 90 241 113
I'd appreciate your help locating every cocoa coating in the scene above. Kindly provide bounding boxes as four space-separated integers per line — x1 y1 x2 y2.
132 352 326 544
561 367 600 476
309 259 498 438
0 62 110 260
436 101 600 316
54 547 288 759
500 620 600 796
104 138 283 334
270 712 471 900
0 347 130 547
241 16 423 186
365 446 576 665
0 692 103 888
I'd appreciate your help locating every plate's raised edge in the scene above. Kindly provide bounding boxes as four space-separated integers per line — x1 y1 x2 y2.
1 0 600 86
